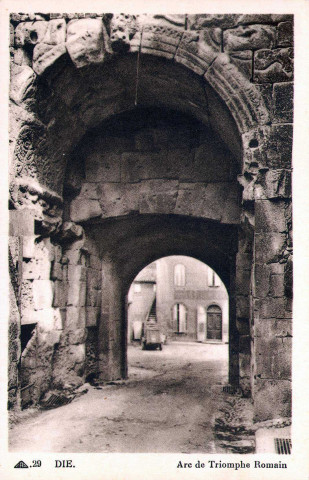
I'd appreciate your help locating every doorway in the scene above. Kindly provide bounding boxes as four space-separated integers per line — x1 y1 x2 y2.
207 305 223 340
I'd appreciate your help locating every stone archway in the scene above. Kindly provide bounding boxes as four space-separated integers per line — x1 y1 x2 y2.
58 101 241 385
9 13 293 424
89 214 237 383
10 14 274 200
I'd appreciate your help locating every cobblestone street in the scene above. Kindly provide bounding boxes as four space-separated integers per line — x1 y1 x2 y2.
9 342 238 453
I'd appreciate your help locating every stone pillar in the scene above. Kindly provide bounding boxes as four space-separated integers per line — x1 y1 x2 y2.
98 258 127 382
8 233 22 410
51 233 88 390
252 198 292 421
228 256 239 386
47 224 103 391
235 227 253 396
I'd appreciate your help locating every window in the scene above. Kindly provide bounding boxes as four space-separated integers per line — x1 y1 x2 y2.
174 264 185 287
173 303 187 333
197 305 206 341
208 268 221 287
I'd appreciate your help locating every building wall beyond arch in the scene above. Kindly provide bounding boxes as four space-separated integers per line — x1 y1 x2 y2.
156 256 228 343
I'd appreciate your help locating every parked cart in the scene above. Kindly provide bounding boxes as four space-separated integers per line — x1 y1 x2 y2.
141 322 163 350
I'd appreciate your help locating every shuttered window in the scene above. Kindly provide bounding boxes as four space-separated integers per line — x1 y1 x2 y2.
173 303 187 332
174 264 186 287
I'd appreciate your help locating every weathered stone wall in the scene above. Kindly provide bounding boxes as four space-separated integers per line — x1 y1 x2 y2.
9 207 102 405
252 199 292 421
8 236 21 409
51 233 102 391
9 13 293 423
66 108 240 225
236 226 254 397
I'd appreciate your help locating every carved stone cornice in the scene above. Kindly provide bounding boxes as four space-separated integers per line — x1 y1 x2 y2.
10 178 63 236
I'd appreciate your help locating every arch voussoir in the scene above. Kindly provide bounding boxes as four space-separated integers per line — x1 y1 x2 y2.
204 53 271 134
25 14 269 143
174 30 219 76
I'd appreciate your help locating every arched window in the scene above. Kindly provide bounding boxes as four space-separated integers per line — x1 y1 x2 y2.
207 305 222 340
208 268 221 287
173 303 187 333
174 264 185 287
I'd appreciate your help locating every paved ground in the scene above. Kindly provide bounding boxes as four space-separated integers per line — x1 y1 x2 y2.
9 342 231 453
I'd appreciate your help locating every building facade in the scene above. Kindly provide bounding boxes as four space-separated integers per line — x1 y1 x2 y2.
128 257 228 343
156 256 228 343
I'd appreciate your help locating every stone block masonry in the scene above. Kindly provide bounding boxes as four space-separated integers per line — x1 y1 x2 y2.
68 110 240 225
8 13 293 429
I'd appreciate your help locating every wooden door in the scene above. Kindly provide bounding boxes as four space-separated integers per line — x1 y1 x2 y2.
207 305 222 340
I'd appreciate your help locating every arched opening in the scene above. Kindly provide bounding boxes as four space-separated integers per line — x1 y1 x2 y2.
59 95 242 387
126 256 229 384
12 47 254 408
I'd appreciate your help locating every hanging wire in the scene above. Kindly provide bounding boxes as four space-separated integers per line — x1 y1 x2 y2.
135 29 143 106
